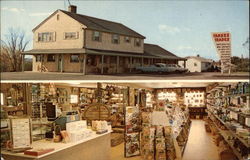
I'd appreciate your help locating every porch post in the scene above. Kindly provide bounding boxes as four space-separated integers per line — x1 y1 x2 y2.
184 60 186 68
21 54 25 72
83 54 87 75
116 56 119 73
130 57 132 72
141 57 144 66
60 55 63 72
40 55 43 73
101 55 104 74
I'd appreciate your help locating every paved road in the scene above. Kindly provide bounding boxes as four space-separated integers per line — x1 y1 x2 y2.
1 71 249 81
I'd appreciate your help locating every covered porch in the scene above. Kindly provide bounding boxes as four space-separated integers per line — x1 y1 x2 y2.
22 48 186 75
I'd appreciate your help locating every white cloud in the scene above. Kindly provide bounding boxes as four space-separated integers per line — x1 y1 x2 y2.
158 24 180 34
29 12 52 17
178 46 193 50
1 7 25 13
158 24 191 34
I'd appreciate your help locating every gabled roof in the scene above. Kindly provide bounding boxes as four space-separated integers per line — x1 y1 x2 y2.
60 10 145 39
144 43 185 60
186 56 213 63
33 9 145 39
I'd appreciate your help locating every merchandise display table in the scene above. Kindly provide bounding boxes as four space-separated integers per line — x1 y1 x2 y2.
1 131 111 160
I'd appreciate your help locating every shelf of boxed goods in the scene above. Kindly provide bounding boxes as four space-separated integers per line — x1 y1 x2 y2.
207 107 250 148
174 110 192 156
214 93 250 99
207 110 243 160
179 120 192 156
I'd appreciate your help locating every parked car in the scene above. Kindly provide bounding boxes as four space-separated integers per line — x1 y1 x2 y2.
165 64 188 73
135 63 169 73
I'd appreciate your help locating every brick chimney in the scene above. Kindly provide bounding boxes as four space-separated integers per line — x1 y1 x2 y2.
68 5 77 13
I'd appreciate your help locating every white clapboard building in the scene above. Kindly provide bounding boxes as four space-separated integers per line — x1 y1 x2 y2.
178 55 213 72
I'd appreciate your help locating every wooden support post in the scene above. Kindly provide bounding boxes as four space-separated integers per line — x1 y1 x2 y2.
116 56 119 73
101 55 104 74
130 57 132 73
21 54 25 72
83 54 87 75
141 57 144 66
60 55 63 72
40 55 43 73
184 60 186 68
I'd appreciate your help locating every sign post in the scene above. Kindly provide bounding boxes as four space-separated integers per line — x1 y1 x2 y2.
211 32 231 74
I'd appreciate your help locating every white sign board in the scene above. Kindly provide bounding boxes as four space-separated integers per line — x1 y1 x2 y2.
211 32 231 73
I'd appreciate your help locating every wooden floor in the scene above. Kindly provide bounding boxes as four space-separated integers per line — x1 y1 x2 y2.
182 120 219 160
111 119 219 160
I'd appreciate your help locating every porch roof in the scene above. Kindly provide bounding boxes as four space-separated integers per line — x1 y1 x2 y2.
22 48 86 55
22 48 186 60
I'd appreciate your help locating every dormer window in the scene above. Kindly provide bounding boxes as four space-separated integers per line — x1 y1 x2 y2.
112 34 120 44
124 36 130 43
135 38 141 47
92 31 101 41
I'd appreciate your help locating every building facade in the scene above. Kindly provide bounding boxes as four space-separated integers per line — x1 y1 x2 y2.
178 56 213 72
23 5 185 74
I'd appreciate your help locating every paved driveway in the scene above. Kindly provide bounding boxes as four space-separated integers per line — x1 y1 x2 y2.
1 71 249 81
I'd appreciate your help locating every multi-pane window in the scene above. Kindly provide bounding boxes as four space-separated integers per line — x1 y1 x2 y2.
134 38 141 47
35 55 42 62
124 36 130 43
47 54 55 62
65 32 78 39
112 34 120 44
70 54 80 63
38 32 53 42
93 31 101 41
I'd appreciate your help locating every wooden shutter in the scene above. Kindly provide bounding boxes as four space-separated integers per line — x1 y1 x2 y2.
76 32 79 39
53 32 56 41
35 33 39 42
99 32 102 42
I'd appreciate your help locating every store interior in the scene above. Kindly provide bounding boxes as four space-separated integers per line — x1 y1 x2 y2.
0 81 249 160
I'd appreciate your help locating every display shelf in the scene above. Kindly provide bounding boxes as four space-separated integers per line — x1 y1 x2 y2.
179 121 192 156
213 93 250 99
207 102 250 120
208 110 249 148
208 114 242 160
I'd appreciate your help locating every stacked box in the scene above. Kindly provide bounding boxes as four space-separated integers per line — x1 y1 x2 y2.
155 137 166 160
141 127 155 160
164 126 176 160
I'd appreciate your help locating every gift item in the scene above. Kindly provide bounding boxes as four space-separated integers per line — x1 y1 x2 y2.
24 148 55 156
124 106 141 157
125 133 140 157
10 118 32 150
92 120 108 132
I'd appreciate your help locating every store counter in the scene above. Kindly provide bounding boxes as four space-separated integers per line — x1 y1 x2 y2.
1 131 111 160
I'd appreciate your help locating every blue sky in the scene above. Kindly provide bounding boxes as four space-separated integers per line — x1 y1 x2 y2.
1 0 249 60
